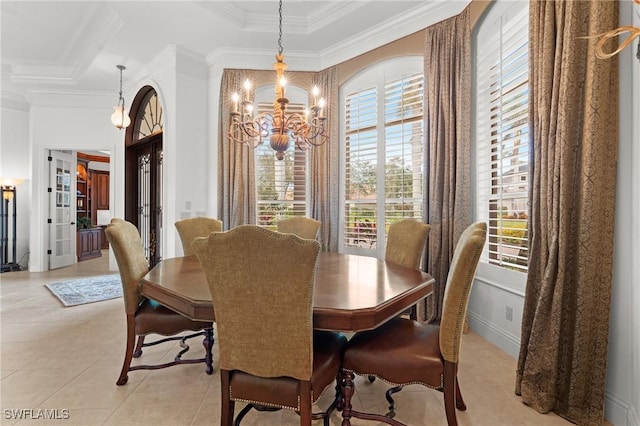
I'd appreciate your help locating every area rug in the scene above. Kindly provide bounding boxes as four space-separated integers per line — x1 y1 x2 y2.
45 274 122 307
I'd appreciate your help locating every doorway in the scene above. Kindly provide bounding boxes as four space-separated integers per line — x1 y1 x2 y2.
125 86 164 267
47 149 110 270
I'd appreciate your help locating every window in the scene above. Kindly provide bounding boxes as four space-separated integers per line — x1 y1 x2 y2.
254 86 309 229
476 2 529 273
341 58 424 254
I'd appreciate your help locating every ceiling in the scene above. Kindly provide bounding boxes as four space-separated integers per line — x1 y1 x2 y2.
1 1 468 98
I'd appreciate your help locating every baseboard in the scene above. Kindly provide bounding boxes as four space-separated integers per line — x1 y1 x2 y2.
467 311 521 359
604 391 635 426
628 404 639 426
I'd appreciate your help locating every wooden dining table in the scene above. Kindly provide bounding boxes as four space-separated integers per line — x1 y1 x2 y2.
140 252 434 333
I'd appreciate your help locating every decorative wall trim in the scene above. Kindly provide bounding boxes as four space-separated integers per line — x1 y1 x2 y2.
1 92 29 111
628 404 640 426
206 47 322 72
467 311 521 358
474 274 526 297
320 1 467 69
604 390 634 426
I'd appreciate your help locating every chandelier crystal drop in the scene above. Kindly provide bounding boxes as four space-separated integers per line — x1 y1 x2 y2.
227 0 328 160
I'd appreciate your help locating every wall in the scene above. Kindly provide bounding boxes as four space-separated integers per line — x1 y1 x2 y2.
172 48 210 256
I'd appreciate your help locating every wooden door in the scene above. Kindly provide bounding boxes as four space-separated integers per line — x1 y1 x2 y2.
94 171 109 210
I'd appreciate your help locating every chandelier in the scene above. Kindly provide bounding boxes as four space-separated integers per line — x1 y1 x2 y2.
227 0 328 160
111 65 131 130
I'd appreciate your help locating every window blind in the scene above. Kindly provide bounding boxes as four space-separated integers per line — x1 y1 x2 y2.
342 70 424 251
344 87 378 248
384 74 424 224
476 5 529 272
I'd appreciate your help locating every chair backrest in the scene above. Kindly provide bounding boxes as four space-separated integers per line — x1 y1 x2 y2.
277 216 321 240
175 217 223 256
439 221 487 363
193 225 320 381
385 219 431 269
105 218 149 315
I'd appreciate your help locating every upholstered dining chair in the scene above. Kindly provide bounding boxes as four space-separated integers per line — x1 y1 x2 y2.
105 218 214 386
276 216 321 240
385 218 431 270
366 219 431 392
175 217 223 256
340 221 487 426
192 225 347 426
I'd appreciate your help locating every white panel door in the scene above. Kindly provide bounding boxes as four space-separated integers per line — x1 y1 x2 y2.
49 150 76 269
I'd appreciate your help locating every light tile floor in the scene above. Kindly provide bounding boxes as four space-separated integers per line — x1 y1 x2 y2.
1 253 582 425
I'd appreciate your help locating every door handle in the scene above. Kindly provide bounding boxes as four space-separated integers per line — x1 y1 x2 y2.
70 221 76 225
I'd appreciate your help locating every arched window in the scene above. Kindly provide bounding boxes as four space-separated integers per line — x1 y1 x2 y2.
340 57 424 255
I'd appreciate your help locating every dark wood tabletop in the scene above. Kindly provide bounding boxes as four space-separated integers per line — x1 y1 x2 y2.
140 252 434 333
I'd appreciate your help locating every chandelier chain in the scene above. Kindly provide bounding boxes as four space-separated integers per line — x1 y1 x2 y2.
277 0 283 55
226 0 328 159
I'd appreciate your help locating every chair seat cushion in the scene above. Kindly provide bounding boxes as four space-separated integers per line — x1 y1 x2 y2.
135 299 212 335
229 331 347 410
343 317 443 387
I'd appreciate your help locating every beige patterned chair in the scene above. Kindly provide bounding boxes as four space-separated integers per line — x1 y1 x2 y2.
277 216 321 240
175 217 223 256
193 225 346 426
340 221 487 426
105 218 214 385
385 218 431 270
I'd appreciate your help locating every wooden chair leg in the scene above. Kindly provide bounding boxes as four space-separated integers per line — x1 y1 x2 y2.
443 361 458 426
299 380 312 425
312 373 342 425
133 334 145 357
117 316 136 385
385 385 403 418
341 371 355 426
203 327 214 374
455 378 466 410
221 370 234 426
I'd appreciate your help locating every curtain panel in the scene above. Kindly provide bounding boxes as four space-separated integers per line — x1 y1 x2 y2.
516 1 618 425
422 7 472 323
310 66 339 252
218 69 257 229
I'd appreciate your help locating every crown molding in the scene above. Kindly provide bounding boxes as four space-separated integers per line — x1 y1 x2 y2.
8 6 123 86
1 92 30 112
320 1 469 69
206 47 322 72
306 1 369 34
195 1 245 27
27 90 113 108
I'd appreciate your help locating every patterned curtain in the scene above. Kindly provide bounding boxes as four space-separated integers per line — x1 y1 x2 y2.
218 69 257 229
309 66 339 252
422 7 472 322
515 2 618 424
